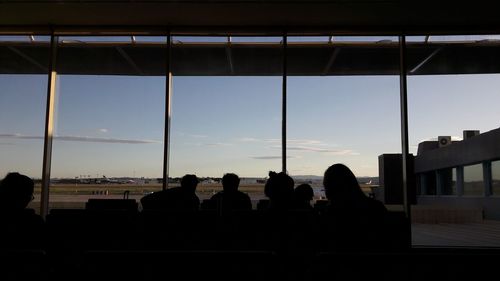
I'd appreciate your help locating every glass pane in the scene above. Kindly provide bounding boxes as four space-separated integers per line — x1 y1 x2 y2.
50 36 166 210
287 36 401 205
492 161 500 196
438 168 456 195
463 164 484 196
408 34 500 247
170 36 282 206
0 35 50 212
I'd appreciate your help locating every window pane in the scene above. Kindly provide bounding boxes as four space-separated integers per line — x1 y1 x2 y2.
437 168 456 195
463 164 484 196
50 36 166 210
492 160 500 196
287 36 401 203
170 36 282 205
0 35 50 212
408 34 500 247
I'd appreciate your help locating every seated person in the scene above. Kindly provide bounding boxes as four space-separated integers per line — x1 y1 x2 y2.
0 172 44 249
264 171 294 211
141 174 200 211
292 183 314 210
320 163 389 252
210 173 252 212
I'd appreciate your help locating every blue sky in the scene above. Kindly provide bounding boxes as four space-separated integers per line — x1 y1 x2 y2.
2 36 500 179
3 73 500 179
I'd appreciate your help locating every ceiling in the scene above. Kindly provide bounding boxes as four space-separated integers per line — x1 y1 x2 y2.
3 40 500 76
2 1 500 35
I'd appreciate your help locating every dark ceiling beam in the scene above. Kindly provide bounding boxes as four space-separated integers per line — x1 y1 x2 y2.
322 47 341 75
7 46 48 72
115 46 144 75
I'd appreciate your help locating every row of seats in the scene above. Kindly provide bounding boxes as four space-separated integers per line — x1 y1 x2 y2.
44 208 409 252
2 248 499 281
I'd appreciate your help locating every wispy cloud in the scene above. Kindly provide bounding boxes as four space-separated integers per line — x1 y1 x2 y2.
236 137 260 142
188 134 209 138
98 128 108 133
0 134 160 144
418 136 462 143
203 142 232 147
275 145 358 155
174 132 209 138
251 156 282 160
238 137 329 146
251 155 297 160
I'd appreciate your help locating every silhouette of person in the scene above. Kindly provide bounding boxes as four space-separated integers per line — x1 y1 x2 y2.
293 183 314 210
264 171 294 211
0 172 44 249
141 174 200 211
210 173 252 212
321 163 388 251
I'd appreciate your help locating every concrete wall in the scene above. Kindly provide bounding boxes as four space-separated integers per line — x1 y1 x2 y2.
417 196 500 220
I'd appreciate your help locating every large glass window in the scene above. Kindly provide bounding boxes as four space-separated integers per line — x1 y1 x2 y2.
287 36 401 202
169 36 282 205
50 36 166 209
408 34 500 247
463 163 484 196
0 35 50 211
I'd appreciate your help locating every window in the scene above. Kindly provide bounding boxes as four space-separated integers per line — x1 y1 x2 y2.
0 35 51 211
437 168 457 195
463 164 484 196
169 36 282 205
49 36 166 209
287 36 401 200
418 172 437 195
491 160 500 195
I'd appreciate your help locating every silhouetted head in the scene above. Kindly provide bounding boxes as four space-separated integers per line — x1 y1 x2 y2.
294 183 314 202
323 164 365 202
264 171 294 207
222 173 240 192
0 172 35 210
180 174 199 193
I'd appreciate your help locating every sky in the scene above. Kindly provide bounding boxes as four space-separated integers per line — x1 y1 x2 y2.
2 36 500 179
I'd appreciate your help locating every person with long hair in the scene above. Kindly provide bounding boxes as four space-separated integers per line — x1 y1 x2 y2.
321 163 388 252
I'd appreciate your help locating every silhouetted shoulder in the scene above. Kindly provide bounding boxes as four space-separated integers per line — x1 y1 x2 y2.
364 197 387 213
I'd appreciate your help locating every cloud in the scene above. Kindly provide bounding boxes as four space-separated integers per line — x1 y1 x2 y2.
238 137 327 146
418 136 463 143
251 155 297 160
236 137 260 142
98 128 108 133
188 134 209 138
203 142 232 147
0 133 160 144
276 145 357 155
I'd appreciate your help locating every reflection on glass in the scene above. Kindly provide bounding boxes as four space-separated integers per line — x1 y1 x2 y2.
50 36 166 209
463 164 484 196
